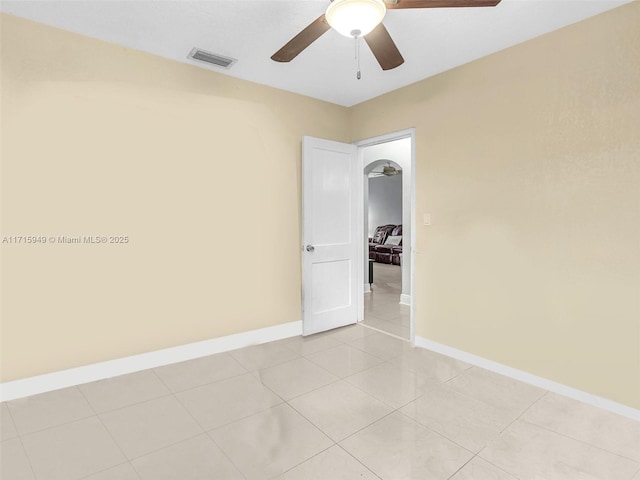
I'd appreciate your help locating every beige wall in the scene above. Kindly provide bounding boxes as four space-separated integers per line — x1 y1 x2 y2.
0 14 349 382
351 2 640 408
2 3 639 410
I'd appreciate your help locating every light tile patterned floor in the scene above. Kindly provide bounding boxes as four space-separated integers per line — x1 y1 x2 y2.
2 324 639 480
362 262 410 339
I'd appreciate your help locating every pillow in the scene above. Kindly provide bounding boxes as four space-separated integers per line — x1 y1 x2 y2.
384 235 402 246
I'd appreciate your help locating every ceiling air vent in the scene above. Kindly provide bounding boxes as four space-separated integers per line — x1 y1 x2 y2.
188 48 237 69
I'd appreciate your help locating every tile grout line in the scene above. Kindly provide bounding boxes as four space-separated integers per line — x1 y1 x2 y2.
445 452 479 480
7 363 246 439
164 382 249 480
92 370 209 473
161 369 249 395
304 329 481 459
75 461 138 480
444 364 475 384
335 444 385 480
280 369 404 476
189 375 289 433
343 354 511 457
271 443 337 479
103 369 235 477
5 391 97 438
89 391 176 417
497 390 550 435
272 374 342 403
341 367 427 412
229 349 303 373
338 408 400 444
472 386 549 472
287 382 393 445
333 404 478 475
303 349 386 380
432 366 546 427
4 405 39 480
119 334 378 464
205 433 250 480
252 355 342 402
225 352 253 375
472 387 638 480
393 408 478 458
335 354 477 452
151 352 255 394
465 442 524 480
76 384 143 480
517 417 640 466
394 370 549 477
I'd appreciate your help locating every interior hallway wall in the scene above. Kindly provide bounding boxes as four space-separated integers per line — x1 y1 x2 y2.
368 174 403 237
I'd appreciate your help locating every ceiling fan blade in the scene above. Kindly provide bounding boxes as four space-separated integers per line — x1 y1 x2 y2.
385 0 501 9
364 23 404 71
271 14 331 62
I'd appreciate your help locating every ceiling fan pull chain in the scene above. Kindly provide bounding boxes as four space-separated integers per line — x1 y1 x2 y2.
355 36 361 80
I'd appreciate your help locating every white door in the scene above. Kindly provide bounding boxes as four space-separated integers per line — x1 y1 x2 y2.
302 136 358 336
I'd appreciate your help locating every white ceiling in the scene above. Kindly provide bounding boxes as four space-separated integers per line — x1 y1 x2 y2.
1 0 632 106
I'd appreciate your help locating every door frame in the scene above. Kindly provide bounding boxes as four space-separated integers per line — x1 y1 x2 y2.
354 128 416 342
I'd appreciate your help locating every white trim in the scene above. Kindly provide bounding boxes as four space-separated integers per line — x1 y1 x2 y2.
354 128 415 147
356 145 366 323
399 294 411 305
408 132 416 343
0 320 302 402
415 336 640 421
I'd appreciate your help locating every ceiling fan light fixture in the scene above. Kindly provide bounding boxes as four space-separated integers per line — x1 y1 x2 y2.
325 0 386 38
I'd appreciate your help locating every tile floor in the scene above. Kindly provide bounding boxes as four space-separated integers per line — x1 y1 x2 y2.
362 262 410 339
2 324 639 480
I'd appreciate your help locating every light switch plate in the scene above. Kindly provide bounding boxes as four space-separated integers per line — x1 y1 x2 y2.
423 213 431 225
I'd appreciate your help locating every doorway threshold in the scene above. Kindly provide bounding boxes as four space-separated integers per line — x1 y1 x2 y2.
358 322 412 343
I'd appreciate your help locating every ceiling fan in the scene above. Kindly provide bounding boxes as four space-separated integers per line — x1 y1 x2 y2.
369 161 401 177
271 0 502 72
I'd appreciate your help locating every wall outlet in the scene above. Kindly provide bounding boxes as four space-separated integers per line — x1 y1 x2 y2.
423 213 431 226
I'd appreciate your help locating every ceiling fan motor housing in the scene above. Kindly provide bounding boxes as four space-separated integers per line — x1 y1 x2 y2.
325 0 387 38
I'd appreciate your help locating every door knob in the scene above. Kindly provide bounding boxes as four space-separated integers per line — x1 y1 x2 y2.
306 245 315 252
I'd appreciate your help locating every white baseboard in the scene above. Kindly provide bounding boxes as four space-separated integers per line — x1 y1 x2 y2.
400 294 411 305
414 336 640 421
0 320 302 402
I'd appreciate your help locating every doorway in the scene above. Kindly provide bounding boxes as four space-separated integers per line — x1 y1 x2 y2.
300 131 414 340
356 131 415 341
